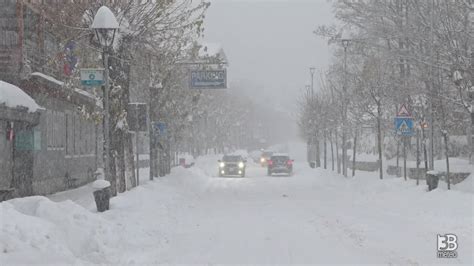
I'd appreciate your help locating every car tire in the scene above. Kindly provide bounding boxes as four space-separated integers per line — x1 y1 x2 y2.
267 170 272 176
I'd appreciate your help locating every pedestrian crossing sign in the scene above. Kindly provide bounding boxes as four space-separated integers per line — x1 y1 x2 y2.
395 117 414 136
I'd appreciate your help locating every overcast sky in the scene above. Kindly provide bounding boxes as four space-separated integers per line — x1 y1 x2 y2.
203 0 335 113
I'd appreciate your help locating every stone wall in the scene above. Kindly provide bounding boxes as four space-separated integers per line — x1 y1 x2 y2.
386 165 470 184
348 161 380 172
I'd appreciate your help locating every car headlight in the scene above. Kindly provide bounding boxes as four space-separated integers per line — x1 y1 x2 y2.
238 162 245 168
260 158 265 163
219 162 225 168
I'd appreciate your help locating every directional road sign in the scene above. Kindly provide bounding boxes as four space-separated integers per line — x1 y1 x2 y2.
190 69 227 89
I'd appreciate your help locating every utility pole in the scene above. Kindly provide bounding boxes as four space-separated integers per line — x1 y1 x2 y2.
341 37 350 178
310 67 320 168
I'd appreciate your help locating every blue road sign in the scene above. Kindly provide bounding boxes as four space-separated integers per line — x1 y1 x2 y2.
153 122 167 135
395 117 414 136
190 69 227 89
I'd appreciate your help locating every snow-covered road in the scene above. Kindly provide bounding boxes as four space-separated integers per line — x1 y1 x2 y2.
1 146 473 265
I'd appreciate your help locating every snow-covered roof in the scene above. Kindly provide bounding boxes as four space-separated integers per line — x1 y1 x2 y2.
0 80 41 112
31 72 64 86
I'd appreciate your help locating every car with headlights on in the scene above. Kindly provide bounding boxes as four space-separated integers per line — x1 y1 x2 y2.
218 155 247 177
259 150 273 167
267 153 293 176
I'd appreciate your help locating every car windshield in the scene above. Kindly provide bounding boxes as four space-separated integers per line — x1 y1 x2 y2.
271 156 289 162
222 155 242 162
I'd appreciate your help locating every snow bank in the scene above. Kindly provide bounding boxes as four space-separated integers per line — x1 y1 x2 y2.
453 174 473 193
0 196 122 264
0 80 40 112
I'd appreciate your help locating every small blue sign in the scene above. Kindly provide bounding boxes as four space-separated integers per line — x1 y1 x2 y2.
395 117 414 136
153 122 167 135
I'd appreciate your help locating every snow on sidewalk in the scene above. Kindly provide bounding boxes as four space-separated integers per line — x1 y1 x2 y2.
1 155 472 265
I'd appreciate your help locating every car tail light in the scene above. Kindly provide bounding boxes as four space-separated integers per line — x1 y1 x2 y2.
268 160 273 166
287 160 293 166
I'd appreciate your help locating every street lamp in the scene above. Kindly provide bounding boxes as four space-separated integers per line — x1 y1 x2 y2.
341 30 351 178
91 6 119 195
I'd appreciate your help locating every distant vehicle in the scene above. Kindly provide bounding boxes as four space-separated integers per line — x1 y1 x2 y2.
218 155 247 177
267 153 293 176
259 150 273 167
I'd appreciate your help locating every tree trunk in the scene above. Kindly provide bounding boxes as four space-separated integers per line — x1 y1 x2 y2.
125 132 136 189
336 128 341 174
403 137 407 181
470 113 474 164
324 131 327 169
416 128 420 185
117 131 126 193
316 134 321 168
422 126 429 172
396 137 400 177
377 108 383 180
330 130 334 171
444 133 450 190
149 87 156 181
352 130 357 177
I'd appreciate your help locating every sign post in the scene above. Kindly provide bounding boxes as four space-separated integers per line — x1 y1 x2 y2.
127 103 148 186
80 68 105 87
394 104 414 181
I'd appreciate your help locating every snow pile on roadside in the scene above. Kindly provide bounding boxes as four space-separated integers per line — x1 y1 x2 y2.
0 80 41 112
0 196 121 265
453 174 473 193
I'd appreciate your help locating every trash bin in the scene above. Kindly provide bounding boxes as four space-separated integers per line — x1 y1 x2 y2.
309 161 316 168
92 180 111 212
426 170 440 191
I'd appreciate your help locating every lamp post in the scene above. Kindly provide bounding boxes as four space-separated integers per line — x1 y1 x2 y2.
341 34 351 178
91 6 119 195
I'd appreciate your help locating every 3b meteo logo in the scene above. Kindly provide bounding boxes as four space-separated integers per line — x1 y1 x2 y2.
437 234 458 258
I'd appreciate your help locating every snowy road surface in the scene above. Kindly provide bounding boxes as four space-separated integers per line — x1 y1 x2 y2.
2 147 473 265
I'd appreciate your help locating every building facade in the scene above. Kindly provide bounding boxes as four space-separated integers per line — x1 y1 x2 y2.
0 0 101 198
